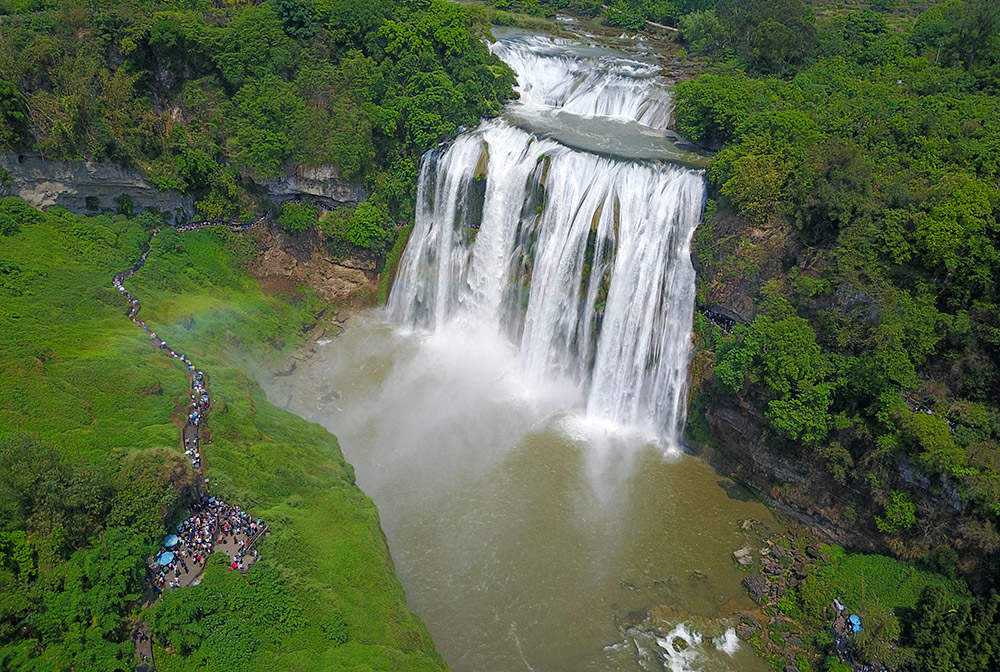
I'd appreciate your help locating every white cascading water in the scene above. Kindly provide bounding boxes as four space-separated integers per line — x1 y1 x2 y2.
490 32 673 128
388 32 704 446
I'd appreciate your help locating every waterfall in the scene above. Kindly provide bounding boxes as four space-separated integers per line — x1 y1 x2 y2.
387 32 704 447
490 32 673 128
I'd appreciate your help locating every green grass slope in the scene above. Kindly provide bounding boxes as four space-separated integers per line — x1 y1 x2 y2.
0 198 446 671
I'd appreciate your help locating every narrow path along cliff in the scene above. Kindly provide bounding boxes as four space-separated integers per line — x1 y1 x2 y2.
111 218 268 669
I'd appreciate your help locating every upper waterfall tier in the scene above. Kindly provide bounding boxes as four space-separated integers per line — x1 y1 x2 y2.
490 29 709 166
388 121 704 444
490 30 672 128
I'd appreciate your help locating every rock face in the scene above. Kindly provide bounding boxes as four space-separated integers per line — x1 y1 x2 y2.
0 152 193 220
249 224 377 306
698 396 880 551
254 164 368 209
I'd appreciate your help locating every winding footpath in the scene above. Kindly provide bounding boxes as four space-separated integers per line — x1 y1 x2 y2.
112 219 267 670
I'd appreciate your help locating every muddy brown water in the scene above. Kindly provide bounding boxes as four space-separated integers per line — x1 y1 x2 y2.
264 315 775 672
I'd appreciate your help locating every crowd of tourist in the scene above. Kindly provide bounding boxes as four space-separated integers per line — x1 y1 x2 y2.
174 214 265 234
148 496 267 594
112 218 269 606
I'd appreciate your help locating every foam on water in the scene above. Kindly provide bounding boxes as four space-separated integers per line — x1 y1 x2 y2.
713 628 741 657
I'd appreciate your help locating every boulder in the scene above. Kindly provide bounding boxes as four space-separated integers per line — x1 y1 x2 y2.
743 573 768 603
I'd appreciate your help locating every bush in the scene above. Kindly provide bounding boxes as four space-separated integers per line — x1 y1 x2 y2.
678 10 724 55
877 490 917 534
605 0 645 30
322 201 392 257
116 193 133 216
276 201 318 234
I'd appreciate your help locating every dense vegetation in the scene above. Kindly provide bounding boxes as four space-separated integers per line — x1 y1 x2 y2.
480 0 716 29
0 0 515 256
670 0 1000 669
0 199 447 670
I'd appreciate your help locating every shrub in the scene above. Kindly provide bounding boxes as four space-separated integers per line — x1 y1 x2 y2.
276 200 318 234
605 0 645 30
322 201 392 257
877 490 917 534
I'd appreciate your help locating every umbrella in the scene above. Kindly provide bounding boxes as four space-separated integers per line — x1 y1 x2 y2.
163 534 180 548
157 551 175 566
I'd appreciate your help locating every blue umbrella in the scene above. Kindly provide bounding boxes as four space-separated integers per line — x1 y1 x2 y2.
163 534 180 548
157 551 175 566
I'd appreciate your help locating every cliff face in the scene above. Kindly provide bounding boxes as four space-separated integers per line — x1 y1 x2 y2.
0 152 194 220
253 164 368 209
249 223 378 307
687 215 984 570
694 392 882 552
0 154 369 222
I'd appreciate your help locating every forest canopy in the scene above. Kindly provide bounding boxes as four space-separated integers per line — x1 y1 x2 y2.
674 0 1000 585
0 0 516 226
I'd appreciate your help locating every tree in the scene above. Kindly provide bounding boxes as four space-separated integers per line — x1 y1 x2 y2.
214 4 294 89
322 201 392 256
876 490 917 534
678 10 724 56
605 1 645 31
0 79 26 149
908 586 971 672
276 0 316 40
717 0 817 74
277 201 318 234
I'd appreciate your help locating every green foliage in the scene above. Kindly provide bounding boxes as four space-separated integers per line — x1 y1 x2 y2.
678 10 724 56
876 490 917 534
0 201 447 670
716 314 837 446
605 0 645 30
717 0 818 75
909 0 1000 74
323 201 393 257
683 0 1000 533
147 557 303 666
0 78 26 149
896 409 967 477
672 73 771 146
277 200 318 235
908 588 1000 672
0 0 516 237
794 545 969 667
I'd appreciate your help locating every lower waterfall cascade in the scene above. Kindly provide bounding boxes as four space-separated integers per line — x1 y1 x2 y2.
387 121 704 445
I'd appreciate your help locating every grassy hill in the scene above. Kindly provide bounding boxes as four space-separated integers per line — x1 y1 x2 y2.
0 198 447 671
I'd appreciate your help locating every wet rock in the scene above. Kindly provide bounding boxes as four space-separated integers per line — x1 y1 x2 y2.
253 163 367 210
769 577 788 595
733 547 752 566
743 573 768 603
762 557 783 575
736 622 756 640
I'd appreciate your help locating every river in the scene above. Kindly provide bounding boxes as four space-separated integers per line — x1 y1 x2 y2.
265 27 775 672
